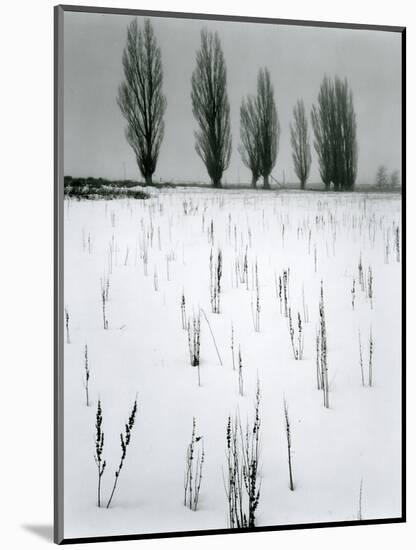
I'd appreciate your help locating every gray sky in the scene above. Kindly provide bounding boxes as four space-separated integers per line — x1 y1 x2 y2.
64 11 402 184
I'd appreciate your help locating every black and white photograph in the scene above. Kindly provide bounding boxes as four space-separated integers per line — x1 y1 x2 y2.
55 4 404 543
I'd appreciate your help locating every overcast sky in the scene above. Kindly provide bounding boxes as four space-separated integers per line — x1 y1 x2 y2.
64 11 402 185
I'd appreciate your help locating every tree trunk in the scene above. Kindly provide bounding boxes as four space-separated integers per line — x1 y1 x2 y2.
212 178 222 188
251 174 258 188
263 174 270 189
145 174 153 185
300 179 305 190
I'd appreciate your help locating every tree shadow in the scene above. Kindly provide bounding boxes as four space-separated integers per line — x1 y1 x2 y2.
22 524 53 542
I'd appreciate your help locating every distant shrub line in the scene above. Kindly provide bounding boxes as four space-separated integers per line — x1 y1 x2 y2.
64 176 151 200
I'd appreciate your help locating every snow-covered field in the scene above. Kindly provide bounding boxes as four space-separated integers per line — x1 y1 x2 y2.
63 188 402 539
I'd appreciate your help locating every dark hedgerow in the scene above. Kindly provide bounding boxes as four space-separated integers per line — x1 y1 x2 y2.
64 177 151 200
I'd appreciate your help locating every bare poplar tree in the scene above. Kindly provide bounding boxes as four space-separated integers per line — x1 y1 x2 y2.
311 76 334 191
334 77 358 190
239 96 261 187
191 30 232 188
375 165 388 189
256 68 279 189
311 75 358 191
390 169 400 188
117 18 166 185
290 99 311 190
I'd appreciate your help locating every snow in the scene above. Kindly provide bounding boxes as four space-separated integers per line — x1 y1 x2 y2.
63 188 402 539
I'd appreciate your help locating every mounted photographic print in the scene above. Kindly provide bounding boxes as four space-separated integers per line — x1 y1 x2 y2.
54 4 405 544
